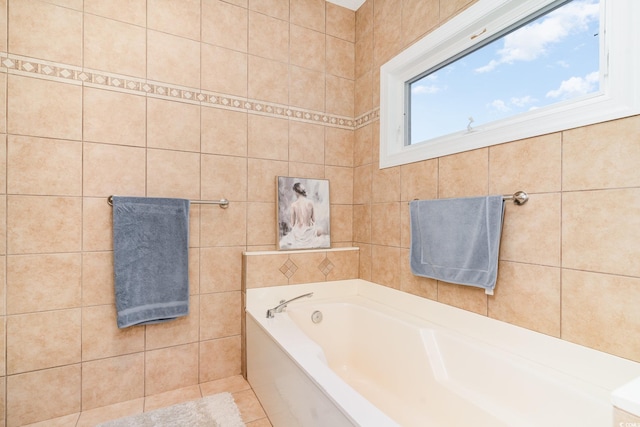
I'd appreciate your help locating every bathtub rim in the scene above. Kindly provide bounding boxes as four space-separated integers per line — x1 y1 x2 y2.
245 278 640 419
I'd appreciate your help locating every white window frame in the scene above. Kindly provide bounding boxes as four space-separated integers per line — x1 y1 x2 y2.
379 0 640 169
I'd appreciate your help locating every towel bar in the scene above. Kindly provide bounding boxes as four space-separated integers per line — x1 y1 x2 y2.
107 195 230 209
409 191 529 206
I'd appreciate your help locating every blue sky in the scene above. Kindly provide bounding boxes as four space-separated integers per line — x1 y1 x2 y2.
410 0 601 144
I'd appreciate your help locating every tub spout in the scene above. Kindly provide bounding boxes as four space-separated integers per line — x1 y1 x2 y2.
266 292 313 318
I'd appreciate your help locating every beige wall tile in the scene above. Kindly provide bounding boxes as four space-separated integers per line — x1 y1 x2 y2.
325 127 354 167
249 0 289 20
7 309 81 374
563 116 640 191
145 343 199 395
437 282 487 315
326 2 355 42
147 98 200 152
83 88 146 147
7 365 81 426
8 75 82 141
201 44 248 97
0 73 6 134
371 202 400 246
290 65 325 111
7 253 81 315
82 353 144 410
289 161 325 179
352 203 371 243
499 192 561 267
615 408 640 425
355 31 373 79
84 0 146 26
202 154 248 202
401 0 438 47
243 252 289 289
354 123 373 167
246 202 276 246
76 398 143 427
372 0 401 66
199 336 241 382
489 262 560 337
202 0 248 52
440 0 475 22
83 142 146 197
331 205 357 244
288 251 327 284
249 11 289 63
354 71 372 116
438 148 488 198
9 0 82 65
200 246 244 293
326 36 354 80
201 107 248 156
82 305 144 361
326 248 359 280
291 0 325 32
148 30 200 88
290 24 325 72
189 247 200 295
145 297 199 350
562 269 640 362
82 251 115 306
247 158 288 202
7 195 82 254
371 244 400 289
82 197 114 252
248 55 289 105
289 121 325 164
0 196 5 255
563 188 640 277
8 135 82 196
0 0 6 52
489 133 562 194
325 166 353 204
353 163 372 205
200 292 242 340
84 14 146 78
248 115 289 161
372 165 400 202
326 75 354 117
400 159 438 202
148 0 200 40
355 0 373 40
146 149 201 200
200 201 247 247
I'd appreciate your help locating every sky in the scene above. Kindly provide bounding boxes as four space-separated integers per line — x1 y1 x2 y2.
409 0 601 145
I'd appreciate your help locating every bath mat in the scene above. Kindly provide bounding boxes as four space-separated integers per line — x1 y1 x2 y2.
96 392 245 427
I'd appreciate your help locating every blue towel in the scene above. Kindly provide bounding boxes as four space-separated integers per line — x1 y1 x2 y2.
409 195 505 294
112 196 190 328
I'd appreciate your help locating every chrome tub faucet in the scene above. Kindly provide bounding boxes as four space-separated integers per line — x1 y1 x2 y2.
266 292 314 318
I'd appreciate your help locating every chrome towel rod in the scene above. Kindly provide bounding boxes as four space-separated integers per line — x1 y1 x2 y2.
409 190 529 206
107 195 229 209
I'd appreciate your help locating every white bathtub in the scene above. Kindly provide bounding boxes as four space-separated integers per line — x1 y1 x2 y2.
245 279 640 426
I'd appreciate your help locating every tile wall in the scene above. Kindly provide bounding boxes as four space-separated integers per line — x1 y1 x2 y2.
353 0 640 364
0 0 356 425
1 0 639 425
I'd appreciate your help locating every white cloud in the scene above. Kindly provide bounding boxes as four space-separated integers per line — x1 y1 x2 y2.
488 99 510 112
510 95 536 108
546 71 599 99
475 0 599 73
412 84 444 95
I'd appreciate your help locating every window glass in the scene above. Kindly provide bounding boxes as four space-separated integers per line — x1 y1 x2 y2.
408 0 600 145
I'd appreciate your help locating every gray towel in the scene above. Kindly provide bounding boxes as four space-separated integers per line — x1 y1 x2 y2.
409 195 505 294
112 196 190 328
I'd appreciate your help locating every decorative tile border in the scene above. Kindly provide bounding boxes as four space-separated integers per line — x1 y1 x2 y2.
0 52 378 130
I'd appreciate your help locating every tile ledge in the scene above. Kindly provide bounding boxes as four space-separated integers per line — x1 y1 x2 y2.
244 247 359 256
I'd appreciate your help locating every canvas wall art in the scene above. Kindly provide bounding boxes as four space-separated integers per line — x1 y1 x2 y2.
277 176 330 250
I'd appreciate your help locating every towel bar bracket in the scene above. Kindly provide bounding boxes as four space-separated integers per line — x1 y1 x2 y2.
504 191 529 205
107 195 230 209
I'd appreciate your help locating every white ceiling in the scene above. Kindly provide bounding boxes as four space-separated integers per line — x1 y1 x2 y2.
327 0 366 11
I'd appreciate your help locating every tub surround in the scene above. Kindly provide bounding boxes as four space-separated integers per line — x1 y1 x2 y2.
246 279 640 426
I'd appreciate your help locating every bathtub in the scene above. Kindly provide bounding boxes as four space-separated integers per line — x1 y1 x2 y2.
245 279 640 426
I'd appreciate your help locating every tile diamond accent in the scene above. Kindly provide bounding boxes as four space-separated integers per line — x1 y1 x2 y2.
318 258 334 276
279 259 299 279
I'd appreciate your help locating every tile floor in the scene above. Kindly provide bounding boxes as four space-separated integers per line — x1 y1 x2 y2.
21 375 272 427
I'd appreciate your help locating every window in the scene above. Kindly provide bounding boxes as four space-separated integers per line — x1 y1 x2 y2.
379 0 640 168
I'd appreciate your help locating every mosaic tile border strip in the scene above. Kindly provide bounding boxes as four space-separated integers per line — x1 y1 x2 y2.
0 52 379 130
